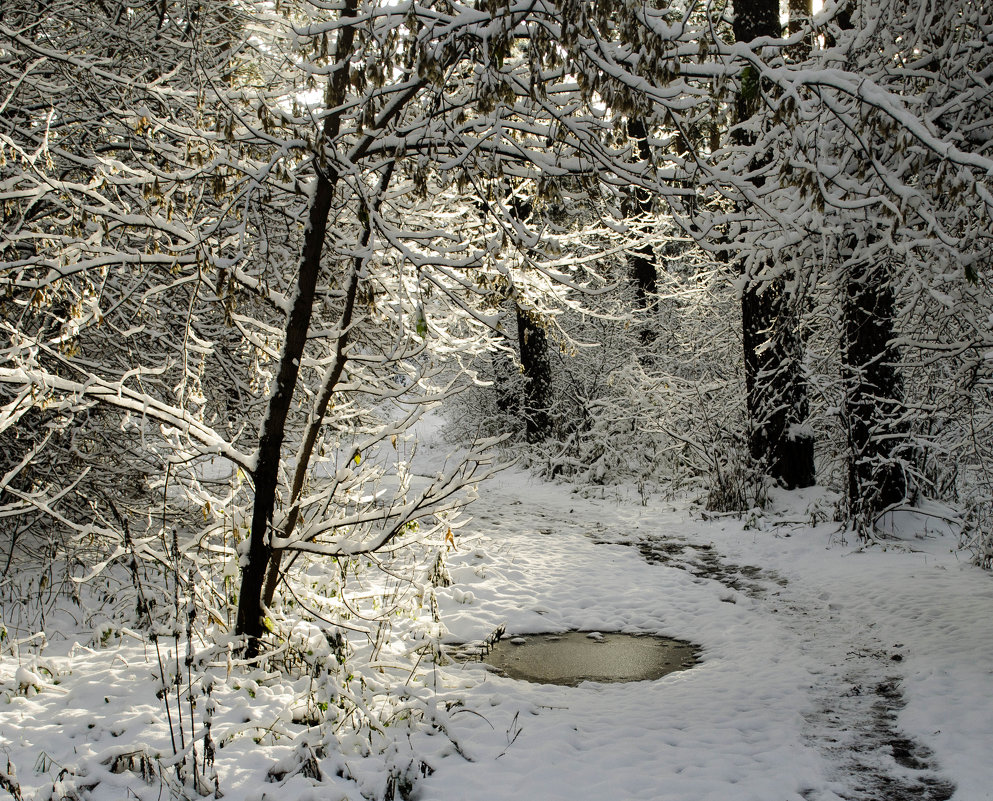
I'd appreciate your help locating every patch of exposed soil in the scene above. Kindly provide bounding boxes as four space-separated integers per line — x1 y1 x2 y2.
593 532 787 598
802 673 955 801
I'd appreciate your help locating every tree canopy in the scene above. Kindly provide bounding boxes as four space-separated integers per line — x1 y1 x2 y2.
3 0 993 656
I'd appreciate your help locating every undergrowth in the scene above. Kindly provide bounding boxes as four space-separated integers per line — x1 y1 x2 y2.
0 523 468 801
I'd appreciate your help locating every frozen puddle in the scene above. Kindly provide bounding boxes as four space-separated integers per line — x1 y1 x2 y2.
480 631 699 687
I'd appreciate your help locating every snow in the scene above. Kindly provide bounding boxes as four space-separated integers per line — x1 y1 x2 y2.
421 474 993 801
3 424 993 801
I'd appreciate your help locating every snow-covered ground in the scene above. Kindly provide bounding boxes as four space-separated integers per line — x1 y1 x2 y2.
3 436 993 800
424 470 993 801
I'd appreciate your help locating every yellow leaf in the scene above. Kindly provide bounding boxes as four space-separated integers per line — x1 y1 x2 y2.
354 451 361 465
445 529 456 551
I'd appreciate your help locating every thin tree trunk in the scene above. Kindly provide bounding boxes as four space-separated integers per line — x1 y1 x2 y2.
259 264 360 608
235 172 336 650
261 162 395 607
235 0 360 653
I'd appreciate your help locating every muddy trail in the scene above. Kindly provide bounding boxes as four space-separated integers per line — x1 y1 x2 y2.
604 531 956 801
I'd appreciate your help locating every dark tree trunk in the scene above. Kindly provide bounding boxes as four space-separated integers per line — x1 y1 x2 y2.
516 304 552 442
501 196 554 442
843 259 908 529
259 160 396 608
630 245 657 317
735 0 816 490
235 0 359 654
626 119 660 360
733 0 780 43
236 172 333 651
493 350 520 415
742 275 815 488
788 0 812 60
260 261 360 608
826 5 907 530
626 118 658 315
493 307 522 417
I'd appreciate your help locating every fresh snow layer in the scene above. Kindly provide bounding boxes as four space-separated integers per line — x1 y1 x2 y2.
421 472 993 801
2 435 993 801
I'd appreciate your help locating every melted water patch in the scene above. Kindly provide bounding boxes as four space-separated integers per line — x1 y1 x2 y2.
481 631 699 687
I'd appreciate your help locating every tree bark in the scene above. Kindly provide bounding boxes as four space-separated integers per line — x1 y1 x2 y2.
788 0 812 60
260 162 396 607
501 196 554 442
259 260 361 608
493 302 522 416
733 0 780 44
843 256 907 530
829 5 906 531
735 0 816 490
517 304 552 442
235 172 337 651
235 0 359 653
741 276 815 488
626 118 658 312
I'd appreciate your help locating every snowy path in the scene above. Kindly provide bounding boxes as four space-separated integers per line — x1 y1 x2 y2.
756 559 956 801
633 532 956 801
419 469 993 801
3 461 990 801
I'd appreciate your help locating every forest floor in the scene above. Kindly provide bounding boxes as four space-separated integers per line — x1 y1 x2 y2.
3 424 993 801
419 458 993 801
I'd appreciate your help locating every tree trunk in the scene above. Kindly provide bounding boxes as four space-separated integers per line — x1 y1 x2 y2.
626 119 658 312
735 0 816 490
259 260 360 608
260 160 396 608
235 0 359 654
501 196 553 442
516 304 552 442
493 304 522 417
235 172 334 651
742 275 815 488
733 0 779 44
827 0 906 531
788 0 812 59
843 257 907 530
